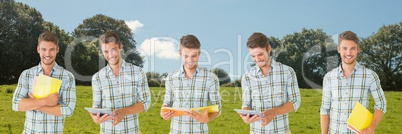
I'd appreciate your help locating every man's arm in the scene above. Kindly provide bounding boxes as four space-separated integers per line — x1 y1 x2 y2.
261 102 294 126
136 68 151 112
320 74 332 134
188 73 222 123
113 68 151 126
261 68 301 126
17 95 54 111
37 104 62 116
36 73 76 117
12 71 59 112
361 110 384 133
207 74 221 121
90 74 113 124
239 74 262 124
160 77 176 120
320 114 330 134
286 67 301 111
361 72 387 133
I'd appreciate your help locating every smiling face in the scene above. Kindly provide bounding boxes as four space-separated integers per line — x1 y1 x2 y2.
179 47 200 71
37 41 59 66
101 42 123 66
248 46 271 68
338 40 360 65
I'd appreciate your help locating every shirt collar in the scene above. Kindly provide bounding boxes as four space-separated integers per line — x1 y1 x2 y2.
337 63 361 75
36 62 59 75
179 65 200 78
255 59 275 76
106 60 126 73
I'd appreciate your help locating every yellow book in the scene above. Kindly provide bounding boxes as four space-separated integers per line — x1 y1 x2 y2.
190 105 219 113
161 105 219 117
32 74 62 99
347 102 373 133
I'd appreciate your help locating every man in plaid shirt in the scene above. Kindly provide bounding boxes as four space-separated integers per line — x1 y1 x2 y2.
160 34 222 134
320 31 386 134
90 32 151 134
12 31 76 133
240 32 301 134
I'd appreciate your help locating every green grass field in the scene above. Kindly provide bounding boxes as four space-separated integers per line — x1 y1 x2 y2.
0 85 401 133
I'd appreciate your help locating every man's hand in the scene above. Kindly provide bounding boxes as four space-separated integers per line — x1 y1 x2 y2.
113 108 129 126
160 110 176 120
28 93 59 106
359 126 375 134
89 112 113 124
261 108 277 126
186 109 210 123
239 114 261 124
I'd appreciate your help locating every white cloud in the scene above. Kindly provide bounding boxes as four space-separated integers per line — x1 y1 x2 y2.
125 20 144 33
139 37 180 60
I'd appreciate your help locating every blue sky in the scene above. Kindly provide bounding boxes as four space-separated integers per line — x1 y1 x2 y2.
15 0 402 80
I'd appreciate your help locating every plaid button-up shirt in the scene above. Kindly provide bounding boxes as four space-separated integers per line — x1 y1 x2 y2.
320 64 387 134
12 63 76 134
242 60 301 134
92 60 151 134
163 66 222 134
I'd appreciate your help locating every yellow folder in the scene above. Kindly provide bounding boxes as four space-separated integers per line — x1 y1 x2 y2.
32 74 62 99
161 105 219 117
347 102 373 133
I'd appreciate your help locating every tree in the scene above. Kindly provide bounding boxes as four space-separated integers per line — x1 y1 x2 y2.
73 14 143 67
0 0 45 84
359 22 402 91
70 14 144 84
276 28 337 88
211 68 231 85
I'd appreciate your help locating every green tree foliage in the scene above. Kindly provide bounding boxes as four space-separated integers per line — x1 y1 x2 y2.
73 14 143 67
276 28 337 88
0 0 45 84
359 22 402 91
69 14 144 84
211 68 231 85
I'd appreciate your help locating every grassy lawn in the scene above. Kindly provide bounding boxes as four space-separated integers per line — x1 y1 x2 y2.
0 85 401 133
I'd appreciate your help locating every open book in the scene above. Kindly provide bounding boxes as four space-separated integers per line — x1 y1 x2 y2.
32 74 62 99
161 105 219 117
347 102 373 133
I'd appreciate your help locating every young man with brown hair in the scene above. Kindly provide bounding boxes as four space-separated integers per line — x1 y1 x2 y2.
12 31 76 133
320 31 386 134
90 31 151 134
160 34 222 134
240 32 301 134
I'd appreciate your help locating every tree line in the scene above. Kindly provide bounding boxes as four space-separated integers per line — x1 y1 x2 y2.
1 0 401 91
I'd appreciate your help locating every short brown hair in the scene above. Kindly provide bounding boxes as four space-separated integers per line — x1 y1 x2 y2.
38 31 59 46
180 34 201 49
247 32 270 49
99 31 121 46
338 31 359 45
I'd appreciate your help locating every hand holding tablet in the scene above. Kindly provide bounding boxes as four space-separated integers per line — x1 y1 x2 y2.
234 109 264 117
85 108 115 117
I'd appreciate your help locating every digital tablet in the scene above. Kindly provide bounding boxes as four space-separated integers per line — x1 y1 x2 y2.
234 109 263 117
84 108 115 116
